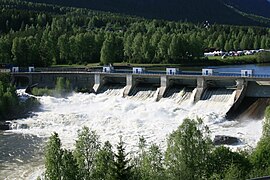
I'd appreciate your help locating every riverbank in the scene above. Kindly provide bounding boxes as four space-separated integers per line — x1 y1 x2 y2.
50 52 270 71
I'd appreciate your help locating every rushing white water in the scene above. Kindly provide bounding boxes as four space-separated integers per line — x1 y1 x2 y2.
1 87 263 179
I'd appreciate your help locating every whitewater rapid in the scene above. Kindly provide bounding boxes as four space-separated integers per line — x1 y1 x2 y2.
1 88 263 179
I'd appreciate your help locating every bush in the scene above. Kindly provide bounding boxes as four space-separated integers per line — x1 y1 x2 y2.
55 77 72 97
255 52 270 63
31 87 52 96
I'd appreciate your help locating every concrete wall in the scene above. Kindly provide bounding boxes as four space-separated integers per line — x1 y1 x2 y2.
246 81 270 97
14 73 95 90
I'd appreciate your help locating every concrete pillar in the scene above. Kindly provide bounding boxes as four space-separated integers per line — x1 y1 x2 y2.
157 75 169 101
234 79 247 102
194 77 207 103
93 74 105 93
226 79 248 119
123 74 135 97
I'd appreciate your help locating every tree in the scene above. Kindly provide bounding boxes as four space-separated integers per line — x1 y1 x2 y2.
55 77 71 96
61 150 79 180
165 118 212 180
100 34 115 65
208 146 251 179
240 35 249 50
157 34 170 63
45 132 63 180
224 40 232 52
256 52 270 63
57 34 70 64
113 136 133 180
74 126 101 179
93 141 115 180
131 33 143 63
11 37 29 66
136 143 165 180
250 105 270 176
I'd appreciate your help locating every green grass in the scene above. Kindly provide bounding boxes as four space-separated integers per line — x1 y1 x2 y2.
207 55 257 61
31 87 53 96
49 53 270 70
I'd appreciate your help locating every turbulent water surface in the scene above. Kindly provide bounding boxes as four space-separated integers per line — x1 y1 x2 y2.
0 88 263 179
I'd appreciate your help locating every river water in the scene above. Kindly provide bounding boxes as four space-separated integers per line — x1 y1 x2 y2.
1 63 269 179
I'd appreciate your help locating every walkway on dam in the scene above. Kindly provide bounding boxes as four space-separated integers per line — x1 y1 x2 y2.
10 68 270 79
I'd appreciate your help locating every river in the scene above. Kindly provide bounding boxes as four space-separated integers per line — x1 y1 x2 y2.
1 63 269 179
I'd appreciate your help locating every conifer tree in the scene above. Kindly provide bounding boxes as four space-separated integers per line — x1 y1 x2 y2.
113 136 133 180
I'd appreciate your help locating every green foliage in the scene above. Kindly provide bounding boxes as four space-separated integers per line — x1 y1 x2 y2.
113 136 133 180
45 132 63 180
135 141 166 180
0 74 38 121
31 77 72 97
61 149 79 180
165 118 212 180
31 87 52 96
55 77 72 97
74 126 101 179
208 146 251 179
263 106 270 137
223 164 243 180
256 52 270 63
45 133 79 180
93 141 115 180
249 105 270 178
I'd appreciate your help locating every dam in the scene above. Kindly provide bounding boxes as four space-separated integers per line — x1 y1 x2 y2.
4 66 270 179
11 67 270 96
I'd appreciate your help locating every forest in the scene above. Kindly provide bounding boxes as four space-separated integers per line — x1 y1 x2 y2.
0 0 270 67
43 107 270 180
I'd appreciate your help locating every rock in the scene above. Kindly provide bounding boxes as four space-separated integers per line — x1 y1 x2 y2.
213 135 241 146
0 122 10 130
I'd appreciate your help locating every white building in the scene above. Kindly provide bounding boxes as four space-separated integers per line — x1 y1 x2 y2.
102 65 114 73
12 67 19 72
202 69 215 76
166 68 179 75
29 66 35 72
133 67 145 74
241 70 253 77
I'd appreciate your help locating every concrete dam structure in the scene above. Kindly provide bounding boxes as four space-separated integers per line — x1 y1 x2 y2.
11 68 270 116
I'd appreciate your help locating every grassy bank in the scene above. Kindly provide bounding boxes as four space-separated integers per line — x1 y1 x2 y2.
50 52 270 71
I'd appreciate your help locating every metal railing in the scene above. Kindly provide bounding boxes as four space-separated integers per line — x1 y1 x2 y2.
11 69 270 79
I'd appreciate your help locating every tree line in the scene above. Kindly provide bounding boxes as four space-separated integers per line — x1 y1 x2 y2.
44 107 270 180
0 0 270 67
